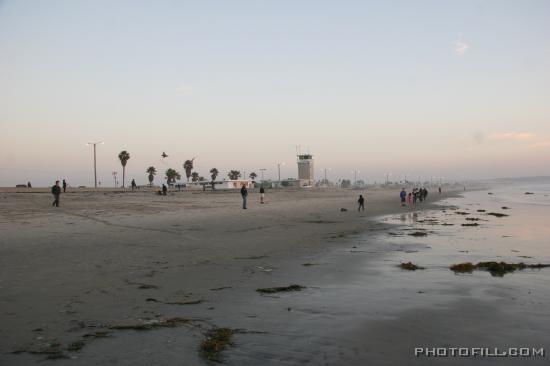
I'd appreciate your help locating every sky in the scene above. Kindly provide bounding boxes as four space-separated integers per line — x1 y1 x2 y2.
1 0 549 187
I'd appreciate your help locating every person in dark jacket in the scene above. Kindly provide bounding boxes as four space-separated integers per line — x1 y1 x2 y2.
358 194 365 211
162 184 167 195
62 179 67 193
241 184 248 209
260 185 265 204
51 180 61 207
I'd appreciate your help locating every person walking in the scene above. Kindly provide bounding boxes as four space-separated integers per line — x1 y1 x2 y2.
260 185 265 204
438 186 442 195
407 192 413 208
241 184 248 209
162 184 167 195
357 194 365 212
62 179 67 193
400 188 407 206
131 179 137 190
51 180 61 207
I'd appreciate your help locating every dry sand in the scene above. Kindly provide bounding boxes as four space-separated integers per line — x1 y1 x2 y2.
4 186 538 365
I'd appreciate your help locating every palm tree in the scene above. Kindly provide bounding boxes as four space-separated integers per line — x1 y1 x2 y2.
210 168 219 181
249 172 258 181
165 168 181 185
228 170 241 180
183 158 195 182
118 151 130 187
210 168 219 190
191 172 200 182
146 166 157 187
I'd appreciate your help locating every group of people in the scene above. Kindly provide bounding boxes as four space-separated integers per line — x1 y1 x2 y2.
400 187 429 208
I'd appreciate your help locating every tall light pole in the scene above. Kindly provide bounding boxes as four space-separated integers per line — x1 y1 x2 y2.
320 168 331 185
87 141 104 188
259 168 267 182
351 169 360 186
277 162 285 182
385 172 391 185
112 171 118 188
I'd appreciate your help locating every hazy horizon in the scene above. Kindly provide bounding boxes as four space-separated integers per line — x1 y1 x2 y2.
1 1 549 187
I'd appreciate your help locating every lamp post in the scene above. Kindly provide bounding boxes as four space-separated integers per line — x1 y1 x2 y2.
351 169 360 186
277 162 285 182
320 168 331 185
385 172 391 185
87 141 104 188
112 171 118 188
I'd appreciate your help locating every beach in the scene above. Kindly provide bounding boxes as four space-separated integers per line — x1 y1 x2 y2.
1 185 549 365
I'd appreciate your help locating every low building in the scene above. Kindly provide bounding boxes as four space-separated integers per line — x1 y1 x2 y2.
213 179 254 189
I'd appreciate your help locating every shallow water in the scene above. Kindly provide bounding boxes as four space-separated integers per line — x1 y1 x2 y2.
221 184 550 365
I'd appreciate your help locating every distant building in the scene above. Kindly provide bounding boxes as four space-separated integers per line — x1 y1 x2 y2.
213 179 254 189
297 154 314 187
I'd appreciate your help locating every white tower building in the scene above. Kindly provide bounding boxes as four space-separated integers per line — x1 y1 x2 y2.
297 154 314 187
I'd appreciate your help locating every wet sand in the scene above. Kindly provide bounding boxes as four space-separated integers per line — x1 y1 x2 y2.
5 185 546 365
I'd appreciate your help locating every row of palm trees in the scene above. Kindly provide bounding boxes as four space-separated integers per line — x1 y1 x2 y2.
146 166 258 187
116 150 259 188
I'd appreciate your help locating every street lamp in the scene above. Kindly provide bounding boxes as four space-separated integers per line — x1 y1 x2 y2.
277 162 285 182
112 171 118 188
351 169 360 186
87 141 104 188
385 172 391 185
320 168 331 185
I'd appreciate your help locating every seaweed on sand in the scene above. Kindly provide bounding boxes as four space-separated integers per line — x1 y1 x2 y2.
408 231 428 237
487 212 509 218
450 262 476 273
200 328 234 362
477 209 486 212
399 262 425 270
256 285 305 294
450 262 550 277
461 223 479 227
108 317 191 331
465 217 481 221
146 298 203 305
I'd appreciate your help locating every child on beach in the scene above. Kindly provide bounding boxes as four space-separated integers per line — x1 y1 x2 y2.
407 192 413 208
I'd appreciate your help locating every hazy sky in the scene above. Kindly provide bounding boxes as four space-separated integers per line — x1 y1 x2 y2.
1 0 549 186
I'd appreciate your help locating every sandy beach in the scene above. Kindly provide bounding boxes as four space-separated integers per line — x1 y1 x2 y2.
1 185 549 365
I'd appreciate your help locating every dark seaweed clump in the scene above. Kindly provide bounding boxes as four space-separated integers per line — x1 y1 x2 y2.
461 223 479 227
408 231 428 237
450 261 550 277
487 212 508 218
200 328 234 362
256 285 305 294
399 262 425 271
